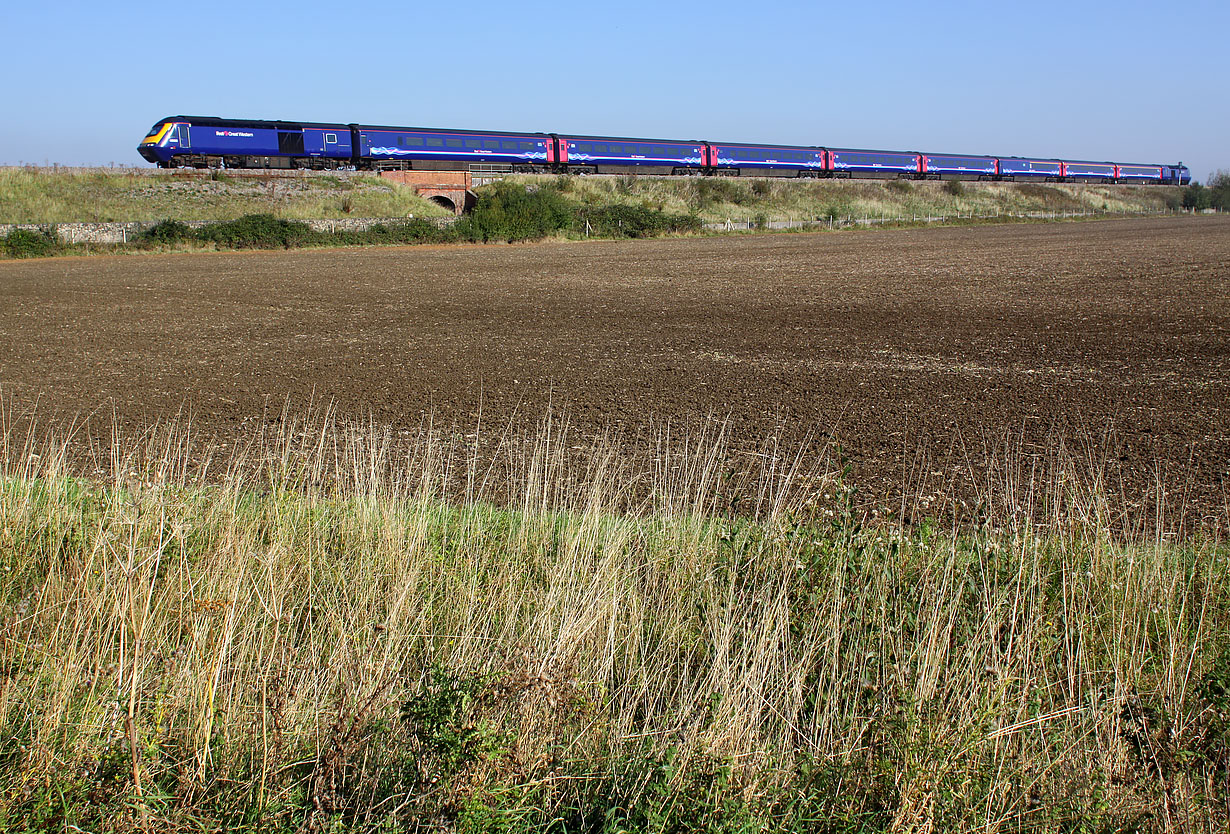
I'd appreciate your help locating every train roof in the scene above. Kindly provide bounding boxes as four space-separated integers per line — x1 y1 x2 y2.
827 147 922 155
921 151 997 159
163 115 351 131
558 133 705 144
354 123 549 137
705 140 824 150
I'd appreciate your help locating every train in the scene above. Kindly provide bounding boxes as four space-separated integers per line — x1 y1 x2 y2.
138 115 1191 185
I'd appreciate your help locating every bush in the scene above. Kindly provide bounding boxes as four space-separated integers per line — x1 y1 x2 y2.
1183 184 1212 210
751 179 773 198
142 219 195 244
334 219 458 246
456 182 573 243
580 205 701 238
886 178 913 193
196 214 321 249
943 179 966 197
692 177 751 209
2 228 60 258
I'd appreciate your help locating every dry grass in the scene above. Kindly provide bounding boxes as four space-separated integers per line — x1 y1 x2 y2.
0 168 452 224
537 174 1181 225
1 405 1227 832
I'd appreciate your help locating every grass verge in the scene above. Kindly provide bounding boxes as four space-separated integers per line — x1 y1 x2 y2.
1 408 1227 832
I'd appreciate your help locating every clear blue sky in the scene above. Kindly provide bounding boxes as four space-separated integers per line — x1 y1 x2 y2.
2 0 1225 180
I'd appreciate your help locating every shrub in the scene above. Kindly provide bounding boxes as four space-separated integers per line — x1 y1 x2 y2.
457 182 572 243
943 179 966 197
751 179 773 198
2 228 60 258
334 219 457 246
142 219 195 244
886 178 912 193
1183 184 1212 210
580 205 701 238
196 214 321 249
692 177 751 209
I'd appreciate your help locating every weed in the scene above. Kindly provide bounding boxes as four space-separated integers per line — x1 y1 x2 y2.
2 228 60 258
141 219 194 244
455 181 572 243
578 204 700 238
196 214 320 249
0 411 1227 831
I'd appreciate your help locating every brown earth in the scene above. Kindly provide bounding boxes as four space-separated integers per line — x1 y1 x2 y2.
2 216 1228 529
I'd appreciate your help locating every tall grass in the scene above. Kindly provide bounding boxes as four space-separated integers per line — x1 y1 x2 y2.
544 174 1181 225
1 407 1227 832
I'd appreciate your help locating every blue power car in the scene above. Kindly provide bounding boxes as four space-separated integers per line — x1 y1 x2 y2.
139 116 353 169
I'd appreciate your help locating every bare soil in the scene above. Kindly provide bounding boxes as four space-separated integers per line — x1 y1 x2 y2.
2 217 1228 528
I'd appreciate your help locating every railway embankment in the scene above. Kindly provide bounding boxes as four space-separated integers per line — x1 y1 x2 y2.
0 166 1184 226
0 168 1202 258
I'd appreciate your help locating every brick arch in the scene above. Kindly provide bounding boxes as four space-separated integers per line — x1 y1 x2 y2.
379 171 476 215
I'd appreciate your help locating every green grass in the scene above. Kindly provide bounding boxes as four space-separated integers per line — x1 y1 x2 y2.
1 410 1226 832
0 168 453 223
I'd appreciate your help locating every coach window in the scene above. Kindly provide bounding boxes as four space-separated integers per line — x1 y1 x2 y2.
466 139 481 148
446 139 462 148
427 138 443 147
484 140 501 150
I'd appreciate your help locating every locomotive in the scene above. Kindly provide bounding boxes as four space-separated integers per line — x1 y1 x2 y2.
138 115 1191 185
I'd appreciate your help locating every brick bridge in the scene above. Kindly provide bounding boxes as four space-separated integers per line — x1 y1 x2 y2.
378 170 476 215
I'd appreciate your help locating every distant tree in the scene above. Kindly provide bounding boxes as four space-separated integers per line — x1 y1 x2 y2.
1208 169 1230 211
1182 183 1212 210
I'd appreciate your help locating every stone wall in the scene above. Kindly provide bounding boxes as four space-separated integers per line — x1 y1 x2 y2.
0 217 458 245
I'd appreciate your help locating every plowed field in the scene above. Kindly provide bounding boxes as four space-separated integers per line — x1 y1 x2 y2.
2 217 1228 527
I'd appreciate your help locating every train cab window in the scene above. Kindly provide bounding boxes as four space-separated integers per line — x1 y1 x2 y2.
176 125 190 148
325 133 337 144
